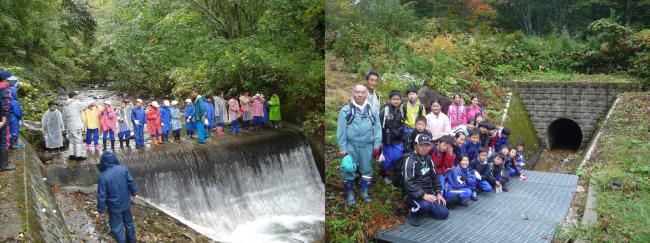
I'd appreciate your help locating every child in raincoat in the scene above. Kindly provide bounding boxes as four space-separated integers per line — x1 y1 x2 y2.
146 101 162 145
99 100 117 151
160 100 172 143
184 99 195 138
82 102 101 151
170 100 182 141
116 100 133 149
268 92 281 128
444 154 476 207
214 92 228 136
41 101 65 150
228 95 241 134
251 93 265 131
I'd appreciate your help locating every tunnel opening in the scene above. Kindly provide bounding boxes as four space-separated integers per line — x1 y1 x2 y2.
547 118 582 151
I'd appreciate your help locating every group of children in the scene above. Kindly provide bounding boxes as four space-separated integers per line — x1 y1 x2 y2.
43 90 282 160
375 88 527 223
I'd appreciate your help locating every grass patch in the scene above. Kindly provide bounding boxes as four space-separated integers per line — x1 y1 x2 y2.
502 93 539 159
555 93 650 242
508 71 644 84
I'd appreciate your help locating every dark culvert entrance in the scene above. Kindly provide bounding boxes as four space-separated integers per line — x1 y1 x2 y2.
547 118 583 151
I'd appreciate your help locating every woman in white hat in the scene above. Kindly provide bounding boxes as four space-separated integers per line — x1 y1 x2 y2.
146 101 162 144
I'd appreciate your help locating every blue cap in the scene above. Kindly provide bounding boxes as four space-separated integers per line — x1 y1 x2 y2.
0 70 11 80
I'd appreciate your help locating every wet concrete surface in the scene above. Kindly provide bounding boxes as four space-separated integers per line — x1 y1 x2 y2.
0 167 21 242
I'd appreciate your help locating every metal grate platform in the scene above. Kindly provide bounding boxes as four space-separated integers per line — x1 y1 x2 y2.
377 170 579 243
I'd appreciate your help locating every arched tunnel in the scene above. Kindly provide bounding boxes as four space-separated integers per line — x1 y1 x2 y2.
547 118 583 150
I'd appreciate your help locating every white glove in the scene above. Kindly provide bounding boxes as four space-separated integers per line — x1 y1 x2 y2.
474 170 482 180
134 120 140 126
204 120 209 126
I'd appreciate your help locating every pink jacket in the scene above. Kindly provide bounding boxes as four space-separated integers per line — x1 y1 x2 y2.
447 103 467 128
466 105 484 122
228 98 240 121
251 97 265 117
99 106 117 132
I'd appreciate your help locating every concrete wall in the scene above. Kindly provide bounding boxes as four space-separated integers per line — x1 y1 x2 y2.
501 82 642 148
13 136 71 242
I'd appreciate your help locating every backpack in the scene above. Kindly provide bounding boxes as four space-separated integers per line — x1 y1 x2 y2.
402 100 425 121
345 102 375 126
389 153 412 188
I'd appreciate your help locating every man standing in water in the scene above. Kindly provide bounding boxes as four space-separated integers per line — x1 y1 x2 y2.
62 90 88 161
96 151 139 243
336 85 382 205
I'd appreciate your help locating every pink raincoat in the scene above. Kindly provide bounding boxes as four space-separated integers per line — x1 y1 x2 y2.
447 103 467 129
228 98 240 122
251 96 265 117
99 105 117 132
466 104 484 122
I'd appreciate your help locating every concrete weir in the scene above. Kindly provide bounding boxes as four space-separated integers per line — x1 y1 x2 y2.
11 136 71 242
500 82 641 149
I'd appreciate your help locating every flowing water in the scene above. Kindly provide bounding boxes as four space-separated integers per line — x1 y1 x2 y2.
118 130 325 242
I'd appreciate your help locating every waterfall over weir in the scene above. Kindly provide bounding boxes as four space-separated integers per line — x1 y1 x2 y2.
118 130 324 242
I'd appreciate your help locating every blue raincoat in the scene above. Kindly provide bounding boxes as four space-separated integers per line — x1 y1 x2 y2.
160 106 171 134
96 151 138 243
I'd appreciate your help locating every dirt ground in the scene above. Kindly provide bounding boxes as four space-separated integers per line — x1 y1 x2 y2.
54 186 213 242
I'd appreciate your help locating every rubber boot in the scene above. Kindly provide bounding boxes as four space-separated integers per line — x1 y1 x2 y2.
217 127 223 136
102 139 107 151
0 151 16 171
360 178 372 202
110 140 115 151
119 139 124 149
125 139 130 149
344 180 356 205
84 144 89 151
95 144 100 152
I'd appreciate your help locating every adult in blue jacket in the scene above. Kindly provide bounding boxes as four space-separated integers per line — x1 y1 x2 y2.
191 90 208 144
130 99 146 149
183 99 195 138
160 100 171 143
7 76 23 149
96 151 139 243
336 85 382 204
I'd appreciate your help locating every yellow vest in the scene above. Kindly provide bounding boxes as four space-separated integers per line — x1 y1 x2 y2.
403 99 427 128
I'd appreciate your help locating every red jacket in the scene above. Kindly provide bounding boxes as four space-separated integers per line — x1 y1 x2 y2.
146 106 162 134
430 145 456 174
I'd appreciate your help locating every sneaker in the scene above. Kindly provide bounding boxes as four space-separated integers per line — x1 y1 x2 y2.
471 191 478 201
407 212 423 226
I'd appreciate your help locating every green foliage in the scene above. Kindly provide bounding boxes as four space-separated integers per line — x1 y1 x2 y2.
91 0 324 123
0 0 96 88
